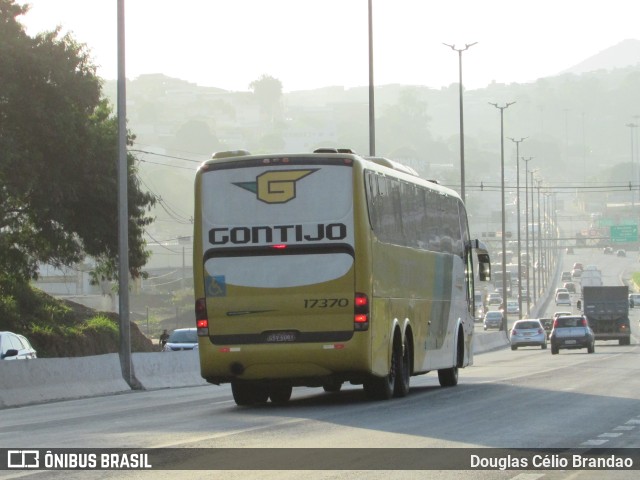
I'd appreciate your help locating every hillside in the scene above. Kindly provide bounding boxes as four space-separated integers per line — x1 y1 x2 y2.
0 285 155 358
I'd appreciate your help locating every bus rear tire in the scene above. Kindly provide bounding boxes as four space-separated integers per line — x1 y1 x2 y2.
394 338 411 398
438 366 458 387
269 385 293 404
231 381 268 406
363 338 401 400
323 380 343 393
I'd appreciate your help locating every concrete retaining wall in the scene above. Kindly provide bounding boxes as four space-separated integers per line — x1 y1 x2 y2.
0 353 130 408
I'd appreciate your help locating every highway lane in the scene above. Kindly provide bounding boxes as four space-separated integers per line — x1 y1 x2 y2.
1 248 639 480
1 322 639 479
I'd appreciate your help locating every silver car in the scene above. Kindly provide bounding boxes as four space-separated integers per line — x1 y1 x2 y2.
483 311 504 331
510 319 547 350
162 328 198 352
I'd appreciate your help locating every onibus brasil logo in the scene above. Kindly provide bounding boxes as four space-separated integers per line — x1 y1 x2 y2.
233 169 317 204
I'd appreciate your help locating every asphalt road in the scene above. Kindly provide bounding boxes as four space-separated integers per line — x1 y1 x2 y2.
1 247 639 480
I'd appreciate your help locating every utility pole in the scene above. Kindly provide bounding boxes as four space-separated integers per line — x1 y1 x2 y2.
509 137 527 318
489 101 515 333
444 42 477 202
521 156 534 315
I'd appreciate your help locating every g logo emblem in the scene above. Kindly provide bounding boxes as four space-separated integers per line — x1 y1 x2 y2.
234 169 317 204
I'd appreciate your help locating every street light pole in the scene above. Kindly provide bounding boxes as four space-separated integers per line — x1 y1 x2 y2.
509 137 527 318
536 179 543 293
626 122 638 205
444 42 477 202
368 0 376 156
521 156 534 314
530 169 538 303
489 101 515 332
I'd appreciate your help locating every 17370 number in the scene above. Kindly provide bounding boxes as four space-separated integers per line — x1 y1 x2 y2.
303 298 349 308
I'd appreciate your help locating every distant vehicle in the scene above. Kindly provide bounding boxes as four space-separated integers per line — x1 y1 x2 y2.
550 315 595 355
554 287 569 297
510 319 547 350
162 328 198 352
603 247 613 255
583 286 630 345
563 282 577 293
519 290 531 303
539 318 553 338
553 311 572 323
474 291 485 318
487 292 503 306
566 247 574 254
0 331 37 360
629 293 640 308
483 310 504 331
506 300 520 315
580 274 603 292
571 268 582 278
572 262 584 270
561 271 572 282
616 249 626 257
555 292 571 306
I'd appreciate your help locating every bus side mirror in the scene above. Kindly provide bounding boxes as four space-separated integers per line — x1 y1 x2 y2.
478 252 491 282
478 261 491 282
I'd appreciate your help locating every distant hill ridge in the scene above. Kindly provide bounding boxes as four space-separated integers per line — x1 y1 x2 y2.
562 39 640 75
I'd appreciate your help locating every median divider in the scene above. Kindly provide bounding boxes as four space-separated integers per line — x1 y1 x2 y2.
0 353 130 409
2 336 507 409
132 351 208 390
473 331 509 353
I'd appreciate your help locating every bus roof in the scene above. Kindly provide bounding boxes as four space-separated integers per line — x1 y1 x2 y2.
201 149 459 200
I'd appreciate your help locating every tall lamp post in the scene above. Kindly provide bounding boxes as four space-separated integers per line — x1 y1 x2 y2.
521 156 534 314
490 101 515 333
509 137 527 317
626 122 638 205
536 179 543 293
444 42 477 202
530 169 538 303
368 0 376 156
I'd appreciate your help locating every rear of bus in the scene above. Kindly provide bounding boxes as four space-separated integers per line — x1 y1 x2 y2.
193 151 371 400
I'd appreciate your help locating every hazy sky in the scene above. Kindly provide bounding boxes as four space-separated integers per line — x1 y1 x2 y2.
18 0 640 93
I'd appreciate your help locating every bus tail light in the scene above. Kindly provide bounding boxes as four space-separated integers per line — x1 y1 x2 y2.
354 293 369 331
195 298 209 336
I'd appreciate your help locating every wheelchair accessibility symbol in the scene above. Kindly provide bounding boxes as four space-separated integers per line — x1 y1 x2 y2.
205 275 226 297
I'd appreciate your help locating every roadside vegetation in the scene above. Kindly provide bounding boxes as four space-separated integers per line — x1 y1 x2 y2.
0 278 153 357
0 0 157 356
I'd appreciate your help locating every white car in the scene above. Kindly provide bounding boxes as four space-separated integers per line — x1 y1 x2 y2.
0 331 38 360
555 292 572 306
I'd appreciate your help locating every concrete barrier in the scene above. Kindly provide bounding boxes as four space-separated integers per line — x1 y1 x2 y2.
473 331 509 353
132 351 207 390
1 335 507 409
0 353 130 409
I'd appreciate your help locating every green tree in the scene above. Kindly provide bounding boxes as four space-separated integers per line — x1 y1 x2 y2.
249 74 283 124
0 0 155 285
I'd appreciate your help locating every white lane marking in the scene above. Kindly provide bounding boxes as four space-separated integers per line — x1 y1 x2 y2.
581 439 609 446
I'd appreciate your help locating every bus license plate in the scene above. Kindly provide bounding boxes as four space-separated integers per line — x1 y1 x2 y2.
266 332 297 342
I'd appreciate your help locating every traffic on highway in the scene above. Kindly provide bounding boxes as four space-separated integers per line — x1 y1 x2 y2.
1 242 639 479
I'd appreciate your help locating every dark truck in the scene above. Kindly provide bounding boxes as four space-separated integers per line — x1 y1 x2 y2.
582 286 631 345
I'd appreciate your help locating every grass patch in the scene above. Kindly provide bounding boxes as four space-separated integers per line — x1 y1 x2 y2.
0 278 153 357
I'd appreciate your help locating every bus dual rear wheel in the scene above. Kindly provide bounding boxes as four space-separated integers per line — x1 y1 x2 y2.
363 337 410 400
231 382 269 406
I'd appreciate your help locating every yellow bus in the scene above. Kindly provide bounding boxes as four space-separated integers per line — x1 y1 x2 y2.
193 148 491 405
